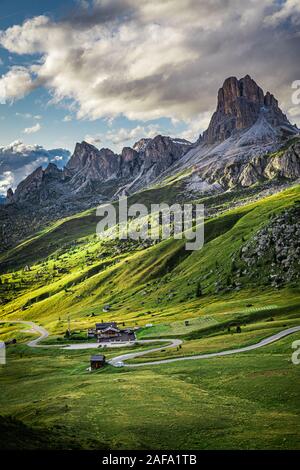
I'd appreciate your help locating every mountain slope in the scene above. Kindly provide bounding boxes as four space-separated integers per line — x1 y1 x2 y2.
1 184 299 333
1 75 299 254
6 75 299 210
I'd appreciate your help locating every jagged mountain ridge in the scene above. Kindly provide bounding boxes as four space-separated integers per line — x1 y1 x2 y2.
1 75 300 252
6 74 299 208
6 135 192 205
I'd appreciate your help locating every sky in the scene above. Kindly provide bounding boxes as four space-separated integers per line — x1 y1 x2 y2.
0 0 300 194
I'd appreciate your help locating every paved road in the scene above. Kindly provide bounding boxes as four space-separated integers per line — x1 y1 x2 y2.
108 339 182 366
1 320 299 368
116 325 300 368
0 320 49 347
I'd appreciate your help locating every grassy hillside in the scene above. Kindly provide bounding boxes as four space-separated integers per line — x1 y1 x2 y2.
1 331 299 450
0 184 299 338
0 183 299 451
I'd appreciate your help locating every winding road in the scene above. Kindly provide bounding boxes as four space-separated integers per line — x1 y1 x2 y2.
0 320 49 347
1 320 300 368
112 325 300 367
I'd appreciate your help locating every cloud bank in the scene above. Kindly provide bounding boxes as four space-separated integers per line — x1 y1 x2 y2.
0 0 299 126
0 141 70 195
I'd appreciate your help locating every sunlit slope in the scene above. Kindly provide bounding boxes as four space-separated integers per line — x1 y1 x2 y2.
0 185 299 332
0 181 186 273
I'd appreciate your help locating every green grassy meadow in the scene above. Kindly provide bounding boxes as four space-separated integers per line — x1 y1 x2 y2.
0 183 300 449
1 330 299 450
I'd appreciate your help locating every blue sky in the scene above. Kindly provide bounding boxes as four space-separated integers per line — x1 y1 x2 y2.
0 0 189 153
0 0 299 195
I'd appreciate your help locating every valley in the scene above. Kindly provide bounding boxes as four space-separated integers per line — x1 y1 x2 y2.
1 74 299 451
1 180 300 450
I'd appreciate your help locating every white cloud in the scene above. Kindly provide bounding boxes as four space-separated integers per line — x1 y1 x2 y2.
84 134 102 146
265 0 300 26
0 170 14 195
84 125 173 150
16 112 42 119
179 112 212 142
105 124 164 147
63 115 72 122
0 141 70 195
0 1 299 123
51 155 63 162
22 123 41 134
0 66 37 103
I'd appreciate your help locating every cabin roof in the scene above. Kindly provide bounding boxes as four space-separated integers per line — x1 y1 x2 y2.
90 355 105 362
101 326 119 332
96 322 117 330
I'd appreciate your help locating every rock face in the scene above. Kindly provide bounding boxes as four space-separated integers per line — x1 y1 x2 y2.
135 135 191 177
238 205 300 287
66 142 120 180
202 138 300 188
3 75 300 252
119 147 141 178
12 166 44 204
7 75 298 208
264 140 300 180
7 136 191 205
6 188 14 203
203 75 295 143
8 164 68 205
65 143 121 195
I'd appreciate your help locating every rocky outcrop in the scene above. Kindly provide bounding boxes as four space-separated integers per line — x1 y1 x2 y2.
237 205 300 287
6 188 14 203
264 140 300 180
66 142 120 185
7 75 298 208
7 163 69 205
119 147 141 178
201 138 300 188
10 166 44 204
136 135 191 177
203 75 296 144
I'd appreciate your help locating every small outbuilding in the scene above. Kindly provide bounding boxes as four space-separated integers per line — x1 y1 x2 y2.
90 354 106 370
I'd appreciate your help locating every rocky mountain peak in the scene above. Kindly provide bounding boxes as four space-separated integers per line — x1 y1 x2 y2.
65 141 100 172
7 166 44 204
44 162 63 177
217 75 264 115
121 147 139 162
133 138 151 153
203 75 294 144
6 187 14 202
134 135 192 175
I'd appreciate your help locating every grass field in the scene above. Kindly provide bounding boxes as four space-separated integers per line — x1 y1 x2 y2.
0 183 299 449
0 329 299 450
0 185 299 334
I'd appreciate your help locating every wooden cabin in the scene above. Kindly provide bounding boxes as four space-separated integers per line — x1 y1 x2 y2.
88 322 136 343
96 322 120 340
90 355 106 370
